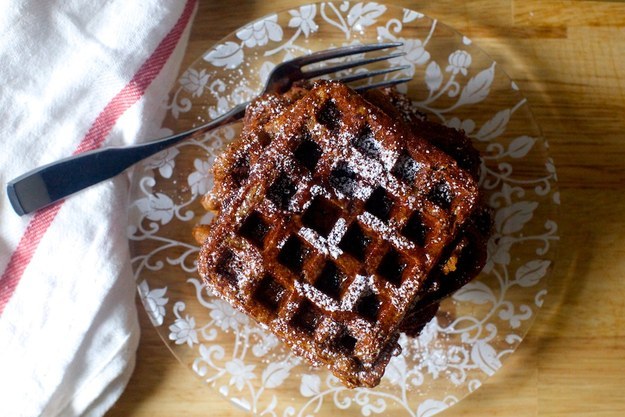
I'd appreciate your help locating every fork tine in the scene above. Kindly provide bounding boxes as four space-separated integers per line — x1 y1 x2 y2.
302 52 405 79
333 65 411 84
290 42 402 66
353 77 413 92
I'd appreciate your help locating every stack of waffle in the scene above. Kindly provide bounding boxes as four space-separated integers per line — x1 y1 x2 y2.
194 81 490 388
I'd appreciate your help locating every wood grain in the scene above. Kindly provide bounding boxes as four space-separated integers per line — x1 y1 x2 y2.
107 0 625 416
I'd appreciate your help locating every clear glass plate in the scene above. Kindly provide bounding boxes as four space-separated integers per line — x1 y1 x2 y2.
127 2 559 416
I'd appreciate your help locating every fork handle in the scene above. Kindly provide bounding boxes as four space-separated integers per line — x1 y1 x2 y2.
7 103 248 216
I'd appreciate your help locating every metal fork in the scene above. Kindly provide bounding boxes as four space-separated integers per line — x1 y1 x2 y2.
7 42 411 216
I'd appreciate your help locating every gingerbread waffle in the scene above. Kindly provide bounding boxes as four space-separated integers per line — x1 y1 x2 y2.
200 83 491 338
197 81 481 387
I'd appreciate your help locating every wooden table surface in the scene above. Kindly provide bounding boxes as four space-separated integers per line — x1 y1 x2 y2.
107 1 625 416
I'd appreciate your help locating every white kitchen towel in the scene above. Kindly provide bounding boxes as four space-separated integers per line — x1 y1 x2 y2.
0 1 197 416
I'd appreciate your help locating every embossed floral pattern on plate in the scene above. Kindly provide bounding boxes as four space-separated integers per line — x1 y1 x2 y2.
128 3 558 416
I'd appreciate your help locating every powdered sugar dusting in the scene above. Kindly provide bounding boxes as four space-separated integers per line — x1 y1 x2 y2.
299 227 330 256
358 211 415 251
327 217 347 259
295 280 342 312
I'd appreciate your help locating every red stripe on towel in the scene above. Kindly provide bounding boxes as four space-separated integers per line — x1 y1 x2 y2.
0 0 197 316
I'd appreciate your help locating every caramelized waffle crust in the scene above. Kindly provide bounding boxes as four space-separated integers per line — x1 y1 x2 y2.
197 81 482 388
